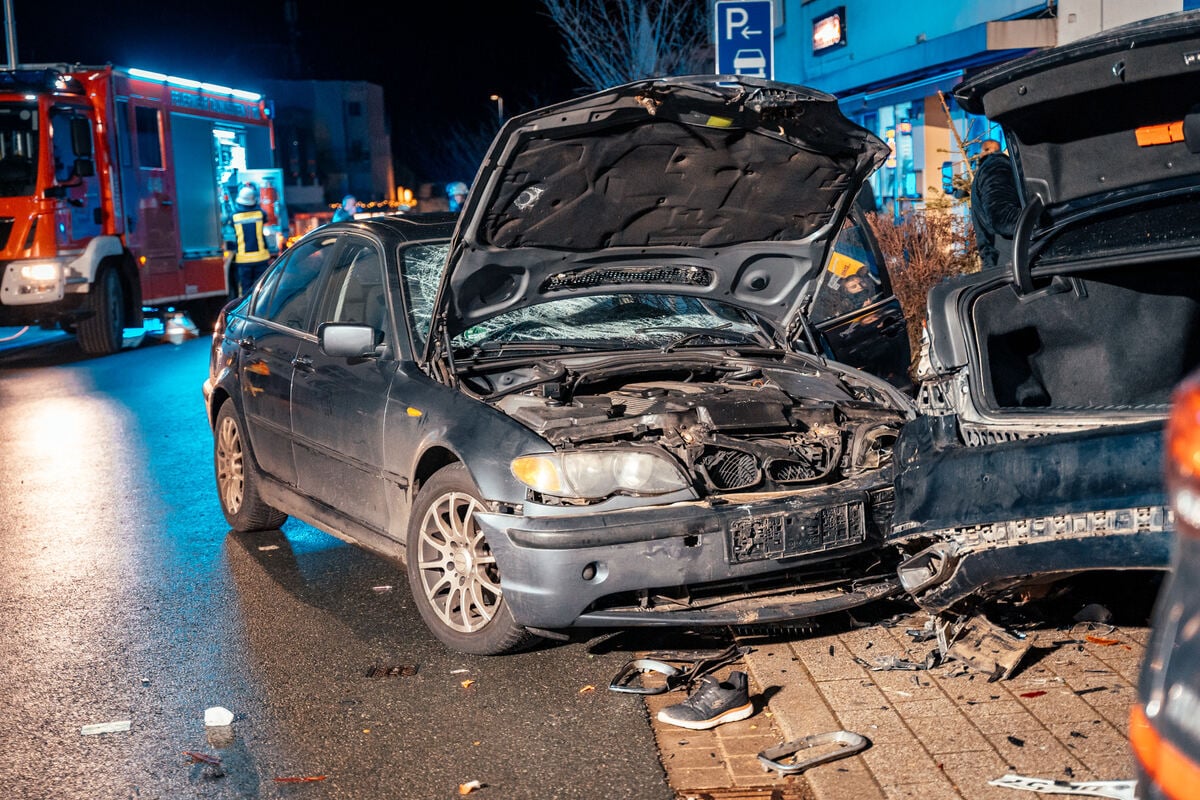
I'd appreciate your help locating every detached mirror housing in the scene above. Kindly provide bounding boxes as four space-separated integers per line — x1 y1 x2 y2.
318 322 382 359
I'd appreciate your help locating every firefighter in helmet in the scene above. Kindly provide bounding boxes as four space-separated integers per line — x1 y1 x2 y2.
226 184 271 296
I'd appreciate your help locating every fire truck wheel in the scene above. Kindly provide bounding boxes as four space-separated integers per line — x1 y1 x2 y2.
77 268 125 355
214 402 288 532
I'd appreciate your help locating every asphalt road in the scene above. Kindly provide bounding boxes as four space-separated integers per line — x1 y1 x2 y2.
0 334 672 799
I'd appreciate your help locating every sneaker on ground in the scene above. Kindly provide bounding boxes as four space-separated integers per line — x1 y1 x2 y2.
656 671 753 730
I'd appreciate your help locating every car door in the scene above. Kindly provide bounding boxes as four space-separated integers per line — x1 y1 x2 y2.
237 234 335 486
809 208 911 391
290 234 394 533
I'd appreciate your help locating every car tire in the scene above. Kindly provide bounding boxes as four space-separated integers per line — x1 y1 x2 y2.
406 464 536 655
77 267 124 355
214 402 288 532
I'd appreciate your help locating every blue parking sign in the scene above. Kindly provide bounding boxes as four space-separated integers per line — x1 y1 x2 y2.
714 0 774 79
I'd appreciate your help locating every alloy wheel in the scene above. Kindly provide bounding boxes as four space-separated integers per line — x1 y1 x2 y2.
216 415 245 515
415 491 502 633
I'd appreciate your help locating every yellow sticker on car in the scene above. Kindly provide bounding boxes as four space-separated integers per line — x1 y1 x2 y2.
828 251 865 278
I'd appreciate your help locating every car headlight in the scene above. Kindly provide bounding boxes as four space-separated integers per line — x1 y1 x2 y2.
511 450 690 499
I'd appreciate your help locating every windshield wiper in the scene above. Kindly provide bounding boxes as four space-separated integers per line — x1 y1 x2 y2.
640 323 772 353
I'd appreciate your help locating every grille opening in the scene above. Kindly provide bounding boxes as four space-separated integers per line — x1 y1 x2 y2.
698 447 761 491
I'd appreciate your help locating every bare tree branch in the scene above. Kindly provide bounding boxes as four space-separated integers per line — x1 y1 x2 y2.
540 0 711 92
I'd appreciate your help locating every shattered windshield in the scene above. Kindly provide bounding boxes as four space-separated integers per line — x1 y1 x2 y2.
453 293 773 352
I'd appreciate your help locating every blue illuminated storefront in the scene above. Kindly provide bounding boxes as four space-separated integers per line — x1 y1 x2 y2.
769 0 1198 212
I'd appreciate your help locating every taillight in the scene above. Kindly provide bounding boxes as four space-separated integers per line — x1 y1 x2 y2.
1166 377 1200 536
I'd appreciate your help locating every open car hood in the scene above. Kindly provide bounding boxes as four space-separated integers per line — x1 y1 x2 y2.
439 75 887 339
954 11 1200 227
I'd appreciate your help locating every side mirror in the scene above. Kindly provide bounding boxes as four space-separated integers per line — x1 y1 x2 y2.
318 322 382 359
74 157 95 178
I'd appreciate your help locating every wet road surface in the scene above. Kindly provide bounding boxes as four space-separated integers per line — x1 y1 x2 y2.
0 335 671 799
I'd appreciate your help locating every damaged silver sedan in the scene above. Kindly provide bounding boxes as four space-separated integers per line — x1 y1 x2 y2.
204 76 914 654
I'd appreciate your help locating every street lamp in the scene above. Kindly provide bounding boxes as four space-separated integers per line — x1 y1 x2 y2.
489 94 504 125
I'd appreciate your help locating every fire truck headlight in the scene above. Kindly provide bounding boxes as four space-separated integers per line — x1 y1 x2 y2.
20 262 61 282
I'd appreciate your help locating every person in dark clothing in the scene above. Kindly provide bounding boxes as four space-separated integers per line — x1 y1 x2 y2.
970 139 1023 269
332 194 359 222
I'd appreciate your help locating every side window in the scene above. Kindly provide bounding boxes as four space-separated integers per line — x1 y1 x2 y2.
134 106 162 169
317 238 390 342
400 241 450 352
254 236 335 330
809 214 886 324
50 110 75 183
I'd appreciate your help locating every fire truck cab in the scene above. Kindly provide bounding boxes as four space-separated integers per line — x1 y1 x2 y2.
0 65 282 354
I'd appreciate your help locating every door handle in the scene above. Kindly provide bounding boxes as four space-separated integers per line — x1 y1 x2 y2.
237 337 256 351
292 354 314 372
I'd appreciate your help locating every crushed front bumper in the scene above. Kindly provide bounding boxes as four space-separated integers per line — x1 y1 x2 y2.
474 477 898 629
892 416 1172 612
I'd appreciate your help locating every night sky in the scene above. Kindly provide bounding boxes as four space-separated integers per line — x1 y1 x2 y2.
11 0 580 181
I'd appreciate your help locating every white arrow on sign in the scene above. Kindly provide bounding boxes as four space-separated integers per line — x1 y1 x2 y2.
723 7 762 40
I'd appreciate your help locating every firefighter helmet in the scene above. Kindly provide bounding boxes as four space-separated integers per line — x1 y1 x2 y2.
236 185 259 206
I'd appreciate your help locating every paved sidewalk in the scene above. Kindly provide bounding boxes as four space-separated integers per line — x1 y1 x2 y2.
647 607 1146 800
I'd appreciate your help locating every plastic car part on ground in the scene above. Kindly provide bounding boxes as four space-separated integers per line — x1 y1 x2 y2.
758 730 871 776
608 645 749 694
936 613 1031 680
987 774 1135 800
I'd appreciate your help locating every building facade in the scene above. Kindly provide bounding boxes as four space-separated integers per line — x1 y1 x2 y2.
768 0 1197 211
260 79 395 213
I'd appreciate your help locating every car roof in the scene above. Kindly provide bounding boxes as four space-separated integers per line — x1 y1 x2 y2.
324 212 458 244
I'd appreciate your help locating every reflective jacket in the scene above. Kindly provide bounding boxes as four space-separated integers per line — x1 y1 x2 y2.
232 207 270 264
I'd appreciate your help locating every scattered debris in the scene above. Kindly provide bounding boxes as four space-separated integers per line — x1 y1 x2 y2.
365 664 418 678
81 720 131 735
1019 690 1048 698
458 779 484 795
183 750 225 779
853 655 928 672
938 614 1031 681
258 545 280 551
578 685 595 695
1070 731 1088 739
987 773 1135 799
1073 604 1113 625
461 679 476 690
1085 635 1121 647
183 751 222 765
204 707 234 728
608 645 747 695
371 585 393 593
1074 687 1107 696
273 775 327 783
758 730 871 776
140 677 150 687
609 658 682 695
450 669 470 674
1007 735 1026 747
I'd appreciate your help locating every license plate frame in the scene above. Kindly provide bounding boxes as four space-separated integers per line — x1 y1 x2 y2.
727 501 866 564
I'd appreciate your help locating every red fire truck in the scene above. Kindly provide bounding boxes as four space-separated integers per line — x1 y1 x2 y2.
0 64 283 354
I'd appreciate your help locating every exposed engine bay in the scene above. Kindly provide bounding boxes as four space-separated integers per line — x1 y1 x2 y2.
462 354 909 497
